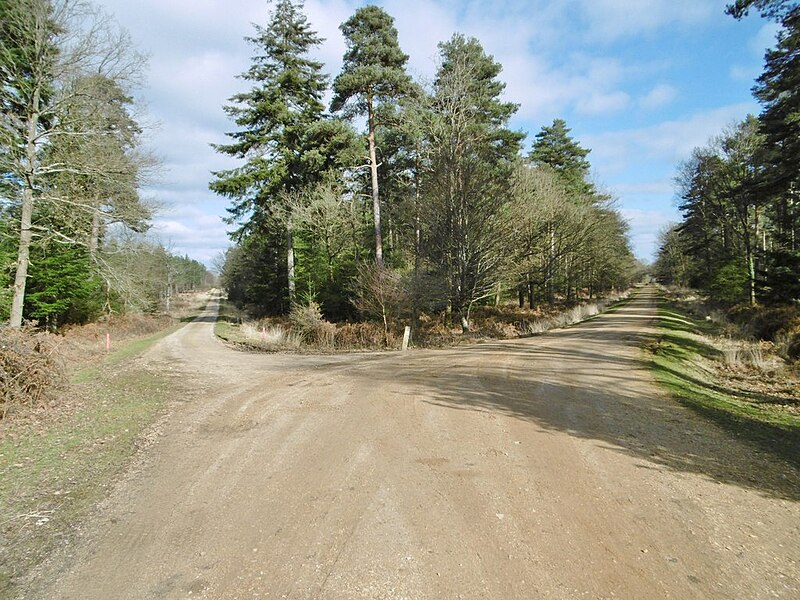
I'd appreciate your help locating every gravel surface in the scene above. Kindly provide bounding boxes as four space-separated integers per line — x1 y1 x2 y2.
31 287 800 599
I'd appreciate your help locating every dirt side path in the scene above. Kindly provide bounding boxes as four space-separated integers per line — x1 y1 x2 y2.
32 288 800 599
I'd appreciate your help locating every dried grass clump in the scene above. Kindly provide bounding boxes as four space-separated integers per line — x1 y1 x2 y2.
240 322 302 350
720 339 777 372
516 295 624 336
0 326 64 419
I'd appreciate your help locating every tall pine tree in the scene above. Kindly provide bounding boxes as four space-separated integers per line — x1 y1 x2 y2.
728 0 800 302
423 34 524 330
331 5 412 265
529 118 596 199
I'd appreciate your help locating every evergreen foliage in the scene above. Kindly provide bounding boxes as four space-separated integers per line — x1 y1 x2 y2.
659 3 800 307
529 118 596 198
211 0 360 311
0 0 211 328
216 6 640 329
331 5 412 265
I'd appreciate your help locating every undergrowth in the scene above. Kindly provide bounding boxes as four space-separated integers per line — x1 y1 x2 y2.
648 297 800 468
216 289 633 353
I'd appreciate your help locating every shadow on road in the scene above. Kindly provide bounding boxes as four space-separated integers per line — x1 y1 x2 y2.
350 292 800 502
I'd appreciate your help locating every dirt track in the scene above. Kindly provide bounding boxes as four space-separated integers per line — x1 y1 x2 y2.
34 288 800 599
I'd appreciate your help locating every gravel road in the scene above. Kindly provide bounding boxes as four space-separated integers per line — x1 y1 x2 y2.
35 288 800 599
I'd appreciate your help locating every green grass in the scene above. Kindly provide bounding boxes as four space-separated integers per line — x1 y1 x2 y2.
650 299 800 468
599 293 635 314
70 323 185 385
0 326 182 597
213 300 249 345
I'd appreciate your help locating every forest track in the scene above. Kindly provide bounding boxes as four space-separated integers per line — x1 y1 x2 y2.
32 287 800 599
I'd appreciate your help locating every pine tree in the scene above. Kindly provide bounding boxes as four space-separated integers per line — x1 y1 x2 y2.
423 34 524 330
729 1 800 303
529 119 596 198
754 9 799 272
331 5 412 265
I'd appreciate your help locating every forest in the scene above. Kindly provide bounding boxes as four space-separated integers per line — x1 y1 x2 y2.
655 1 800 310
0 0 212 331
210 1 640 335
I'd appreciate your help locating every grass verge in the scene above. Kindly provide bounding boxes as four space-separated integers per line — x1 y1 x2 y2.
0 327 181 598
649 298 800 468
70 322 184 385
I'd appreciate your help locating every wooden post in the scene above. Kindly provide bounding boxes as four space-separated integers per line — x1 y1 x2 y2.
401 326 411 351
106 333 111 353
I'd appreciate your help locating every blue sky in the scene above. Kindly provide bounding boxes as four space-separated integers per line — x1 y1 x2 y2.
94 0 776 266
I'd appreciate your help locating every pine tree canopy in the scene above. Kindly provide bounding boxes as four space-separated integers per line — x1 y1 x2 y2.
529 118 595 198
330 5 411 115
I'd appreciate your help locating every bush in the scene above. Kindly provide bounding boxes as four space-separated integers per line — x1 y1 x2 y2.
708 262 749 306
0 326 64 419
289 301 335 348
746 307 799 342
334 322 390 350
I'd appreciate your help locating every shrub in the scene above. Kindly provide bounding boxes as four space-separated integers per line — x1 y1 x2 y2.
289 301 335 348
334 322 389 350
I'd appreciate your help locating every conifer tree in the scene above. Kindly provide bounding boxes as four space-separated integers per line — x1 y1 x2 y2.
211 0 357 308
728 0 800 303
424 34 523 330
0 0 148 327
331 5 412 265
529 118 596 198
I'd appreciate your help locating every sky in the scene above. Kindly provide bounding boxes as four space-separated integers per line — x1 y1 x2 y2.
93 0 777 267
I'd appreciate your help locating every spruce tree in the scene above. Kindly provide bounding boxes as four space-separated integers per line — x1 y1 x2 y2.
331 5 412 265
211 0 357 309
211 0 328 227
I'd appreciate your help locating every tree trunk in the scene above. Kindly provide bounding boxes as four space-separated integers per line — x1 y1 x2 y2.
89 208 101 263
9 85 42 328
10 187 34 328
367 97 383 265
287 227 296 306
527 279 534 308
412 154 422 332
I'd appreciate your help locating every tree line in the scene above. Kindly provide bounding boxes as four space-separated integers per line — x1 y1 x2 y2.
0 0 212 329
656 0 800 306
212 1 638 331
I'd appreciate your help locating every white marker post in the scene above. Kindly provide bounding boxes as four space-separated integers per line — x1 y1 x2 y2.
401 326 411 351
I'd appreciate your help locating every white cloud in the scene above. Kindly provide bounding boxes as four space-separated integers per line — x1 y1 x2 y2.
620 207 680 261
640 83 677 110
751 22 780 54
577 90 630 115
87 0 758 267
614 181 674 196
585 102 756 174
578 0 714 42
